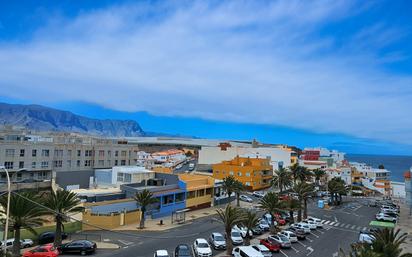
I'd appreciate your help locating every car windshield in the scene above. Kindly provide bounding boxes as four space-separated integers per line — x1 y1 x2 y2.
289 233 296 237
260 220 268 225
198 243 209 248
232 231 241 237
214 235 224 241
279 235 288 241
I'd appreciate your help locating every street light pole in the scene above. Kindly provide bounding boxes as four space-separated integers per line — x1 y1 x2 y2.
0 166 11 256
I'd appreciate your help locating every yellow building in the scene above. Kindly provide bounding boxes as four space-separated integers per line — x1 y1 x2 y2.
179 174 214 210
212 156 273 191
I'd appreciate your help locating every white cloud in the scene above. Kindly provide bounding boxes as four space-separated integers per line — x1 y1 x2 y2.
0 0 411 144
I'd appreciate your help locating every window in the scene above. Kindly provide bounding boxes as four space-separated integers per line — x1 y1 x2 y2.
206 188 212 195
115 151 119 157
117 172 124 182
197 189 205 197
16 173 22 180
114 160 118 166
67 150 72 157
67 160 71 168
120 160 126 166
162 194 174 205
32 149 37 157
53 160 62 168
5 149 15 157
246 172 250 177
175 192 185 202
214 170 219 174
41 149 50 157
229 171 234 176
31 162 36 169
98 160 104 166
124 173 131 183
85 150 93 157
41 161 49 168
38 171 48 179
237 172 242 176
20 149 25 157
99 150 105 157
77 150 81 157
121 151 127 157
108 150 112 157
4 162 13 169
19 161 24 169
245 182 251 186
76 160 81 167
84 160 92 167
187 191 196 199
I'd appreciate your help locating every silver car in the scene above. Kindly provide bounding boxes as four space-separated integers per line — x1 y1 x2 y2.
209 232 226 250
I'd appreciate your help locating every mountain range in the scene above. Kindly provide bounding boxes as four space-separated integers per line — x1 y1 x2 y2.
0 102 145 137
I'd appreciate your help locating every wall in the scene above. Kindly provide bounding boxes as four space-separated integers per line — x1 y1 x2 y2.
88 200 138 214
391 182 406 198
55 169 94 189
82 210 141 231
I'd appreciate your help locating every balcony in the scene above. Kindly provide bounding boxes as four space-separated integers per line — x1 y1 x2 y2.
0 180 52 192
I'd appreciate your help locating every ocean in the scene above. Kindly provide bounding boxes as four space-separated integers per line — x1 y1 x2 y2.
346 154 412 182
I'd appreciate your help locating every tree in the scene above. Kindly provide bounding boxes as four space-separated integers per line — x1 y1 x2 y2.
378 164 385 169
43 189 84 246
222 176 236 204
293 182 314 220
328 178 347 205
371 228 412 257
259 192 284 232
0 192 47 257
282 198 301 224
216 205 245 255
290 164 312 183
241 210 260 246
313 169 326 187
272 167 292 193
133 190 158 229
233 180 244 207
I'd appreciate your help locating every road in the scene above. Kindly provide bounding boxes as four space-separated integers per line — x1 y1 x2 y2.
64 196 377 257
173 159 197 173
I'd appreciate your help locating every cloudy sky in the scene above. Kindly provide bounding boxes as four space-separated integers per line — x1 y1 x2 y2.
1 0 412 154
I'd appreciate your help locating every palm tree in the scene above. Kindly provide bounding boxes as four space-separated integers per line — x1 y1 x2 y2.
241 210 260 246
43 189 84 246
259 192 284 232
328 178 347 205
293 182 314 220
133 190 158 229
0 192 47 257
222 176 236 204
272 167 292 193
290 164 312 183
371 228 412 257
216 205 245 255
313 169 326 187
233 180 244 207
282 198 301 223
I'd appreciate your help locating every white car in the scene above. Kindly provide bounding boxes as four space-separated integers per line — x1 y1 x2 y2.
279 231 298 243
258 219 270 231
0 239 34 250
253 191 265 198
232 246 264 257
193 238 212 257
240 195 253 203
302 220 317 230
230 229 244 245
154 250 169 257
307 217 323 228
359 231 375 244
251 244 272 257
291 223 310 234
233 224 253 238
376 213 397 222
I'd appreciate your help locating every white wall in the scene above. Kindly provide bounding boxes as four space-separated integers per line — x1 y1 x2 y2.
391 182 406 198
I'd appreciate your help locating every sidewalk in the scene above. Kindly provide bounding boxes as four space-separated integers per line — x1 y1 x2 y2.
396 202 412 254
114 201 256 232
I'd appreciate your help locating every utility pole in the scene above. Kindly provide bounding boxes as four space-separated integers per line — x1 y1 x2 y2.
0 166 11 256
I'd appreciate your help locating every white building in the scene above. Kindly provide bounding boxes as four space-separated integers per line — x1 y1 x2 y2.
303 147 345 163
325 167 351 185
198 145 291 171
391 182 406 198
151 149 186 163
94 166 154 187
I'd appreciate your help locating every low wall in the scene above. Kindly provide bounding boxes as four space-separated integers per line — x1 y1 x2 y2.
82 210 141 231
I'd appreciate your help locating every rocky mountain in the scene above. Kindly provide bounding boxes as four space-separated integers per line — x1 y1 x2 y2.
0 102 145 137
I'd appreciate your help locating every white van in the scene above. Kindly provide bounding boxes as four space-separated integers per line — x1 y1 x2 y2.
232 246 264 257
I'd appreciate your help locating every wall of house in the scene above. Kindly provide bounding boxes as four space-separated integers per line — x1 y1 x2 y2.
82 209 141 231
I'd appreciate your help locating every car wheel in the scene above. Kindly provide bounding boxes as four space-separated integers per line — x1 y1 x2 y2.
80 250 87 256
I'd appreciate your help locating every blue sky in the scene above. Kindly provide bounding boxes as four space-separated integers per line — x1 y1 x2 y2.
1 1 412 155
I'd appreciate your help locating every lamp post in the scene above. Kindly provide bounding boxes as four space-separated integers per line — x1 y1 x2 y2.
0 166 11 256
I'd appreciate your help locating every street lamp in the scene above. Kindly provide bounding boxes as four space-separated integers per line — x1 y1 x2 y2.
0 166 11 256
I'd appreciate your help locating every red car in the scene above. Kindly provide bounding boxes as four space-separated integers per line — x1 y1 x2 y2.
23 244 59 257
259 238 280 252
274 214 286 226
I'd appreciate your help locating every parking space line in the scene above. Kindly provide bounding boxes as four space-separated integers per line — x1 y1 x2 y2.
306 237 313 242
324 220 331 225
329 222 335 226
350 225 356 230
339 223 346 227
345 224 351 228
291 246 300 253
334 222 340 226
309 232 319 238
280 250 289 257
316 229 325 234
297 241 307 248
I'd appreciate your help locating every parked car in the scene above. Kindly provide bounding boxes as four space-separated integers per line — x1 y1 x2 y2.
251 245 272 257
174 244 192 257
38 232 68 245
301 220 317 230
274 215 286 226
154 250 170 257
268 235 291 248
58 240 97 255
290 223 310 234
279 231 298 243
252 191 265 198
188 163 195 171
286 227 306 240
193 238 212 257
262 214 277 226
209 232 226 250
307 217 323 228
376 213 397 222
23 244 59 257
258 219 270 231
233 224 253 238
0 239 34 250
251 226 263 235
229 230 244 245
259 238 280 252
240 195 253 203
358 231 375 244
232 246 264 257
381 209 399 217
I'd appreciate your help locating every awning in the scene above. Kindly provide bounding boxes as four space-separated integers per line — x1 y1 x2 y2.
369 221 395 228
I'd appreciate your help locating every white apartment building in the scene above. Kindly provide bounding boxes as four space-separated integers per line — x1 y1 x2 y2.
94 166 154 187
